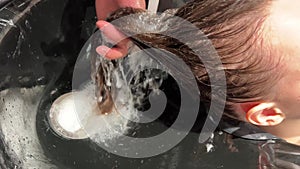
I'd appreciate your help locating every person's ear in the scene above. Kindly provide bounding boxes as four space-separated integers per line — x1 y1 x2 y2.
240 102 286 126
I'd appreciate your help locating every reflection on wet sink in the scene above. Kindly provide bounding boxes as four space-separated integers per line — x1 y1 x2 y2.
0 86 56 168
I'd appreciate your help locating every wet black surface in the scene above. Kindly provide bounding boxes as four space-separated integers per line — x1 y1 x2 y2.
0 0 285 169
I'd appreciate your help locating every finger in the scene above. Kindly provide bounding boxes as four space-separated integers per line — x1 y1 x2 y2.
96 20 131 59
96 20 127 44
96 45 128 60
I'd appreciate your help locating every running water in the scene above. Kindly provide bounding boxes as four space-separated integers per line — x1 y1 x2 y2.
48 9 175 143
49 40 167 143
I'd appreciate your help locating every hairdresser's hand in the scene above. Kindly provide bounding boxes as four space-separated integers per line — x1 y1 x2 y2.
95 0 145 59
96 0 145 20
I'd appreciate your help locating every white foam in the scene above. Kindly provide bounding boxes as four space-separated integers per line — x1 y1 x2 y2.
0 86 57 169
75 82 138 142
205 143 214 153
55 97 82 132
49 81 138 143
49 92 88 139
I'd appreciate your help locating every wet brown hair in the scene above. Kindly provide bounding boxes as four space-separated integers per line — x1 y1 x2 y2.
105 0 283 119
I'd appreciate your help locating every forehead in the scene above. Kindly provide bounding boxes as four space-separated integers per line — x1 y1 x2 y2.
269 0 300 62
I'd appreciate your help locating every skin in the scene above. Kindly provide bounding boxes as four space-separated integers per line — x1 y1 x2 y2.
96 0 145 20
95 0 300 146
253 0 300 145
95 0 145 59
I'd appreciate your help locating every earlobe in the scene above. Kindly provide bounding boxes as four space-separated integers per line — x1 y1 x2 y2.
245 103 285 126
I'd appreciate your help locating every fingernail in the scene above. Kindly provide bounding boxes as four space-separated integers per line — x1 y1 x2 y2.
96 46 110 56
96 20 108 29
